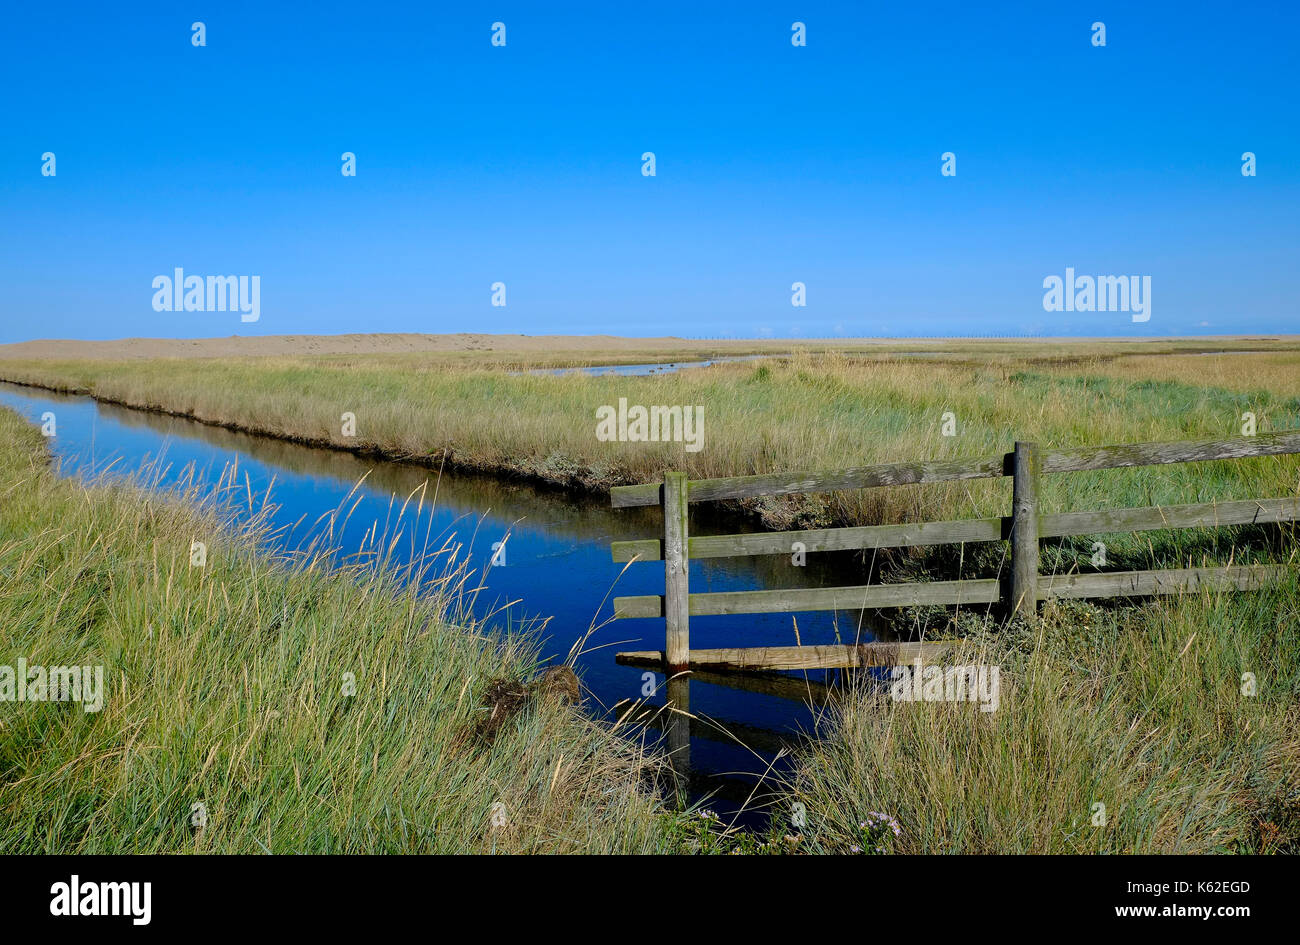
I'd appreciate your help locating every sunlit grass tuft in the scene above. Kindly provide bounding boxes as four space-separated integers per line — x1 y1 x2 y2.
783 589 1300 854
0 408 675 853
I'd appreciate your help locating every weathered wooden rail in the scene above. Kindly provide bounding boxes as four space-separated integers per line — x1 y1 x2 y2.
609 431 1300 673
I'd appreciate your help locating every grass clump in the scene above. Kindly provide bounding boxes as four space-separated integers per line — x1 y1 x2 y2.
0 407 676 854
781 588 1300 854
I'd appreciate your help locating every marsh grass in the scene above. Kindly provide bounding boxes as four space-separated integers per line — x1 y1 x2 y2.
2 350 1296 542
783 587 1300 854
0 408 678 853
4 345 1300 854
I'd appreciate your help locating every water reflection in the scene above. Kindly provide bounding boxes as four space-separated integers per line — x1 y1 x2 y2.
521 355 771 377
0 380 883 826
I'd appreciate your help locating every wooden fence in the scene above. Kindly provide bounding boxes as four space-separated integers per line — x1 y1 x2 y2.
608 431 1300 673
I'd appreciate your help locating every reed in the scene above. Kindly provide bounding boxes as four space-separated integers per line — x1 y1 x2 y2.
782 586 1300 854
0 407 677 854
2 349 1297 547
3 343 1299 854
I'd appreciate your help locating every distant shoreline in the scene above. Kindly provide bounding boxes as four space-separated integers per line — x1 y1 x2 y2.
1 332 1297 362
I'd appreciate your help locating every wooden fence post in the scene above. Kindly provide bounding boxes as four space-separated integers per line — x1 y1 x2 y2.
1010 441 1041 619
663 471 690 671
664 674 691 797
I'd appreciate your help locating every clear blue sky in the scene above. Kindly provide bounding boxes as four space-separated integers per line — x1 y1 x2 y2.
2 1 1297 342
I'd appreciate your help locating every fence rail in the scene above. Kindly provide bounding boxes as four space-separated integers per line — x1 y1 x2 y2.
609 431 1300 673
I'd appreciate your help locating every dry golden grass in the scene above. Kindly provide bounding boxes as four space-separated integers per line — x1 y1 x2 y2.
2 347 1297 539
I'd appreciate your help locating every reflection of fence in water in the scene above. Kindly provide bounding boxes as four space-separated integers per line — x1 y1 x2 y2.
610 430 1300 788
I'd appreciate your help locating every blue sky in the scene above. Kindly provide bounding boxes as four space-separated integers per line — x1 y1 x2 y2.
1 1 1297 342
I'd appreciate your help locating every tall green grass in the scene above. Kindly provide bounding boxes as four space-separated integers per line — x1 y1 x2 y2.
783 587 1300 854
0 407 676 853
3 347 1300 854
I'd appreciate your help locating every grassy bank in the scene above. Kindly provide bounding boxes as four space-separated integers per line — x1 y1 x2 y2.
2 349 1299 541
0 406 678 853
3 345 1300 855
782 586 1300 854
